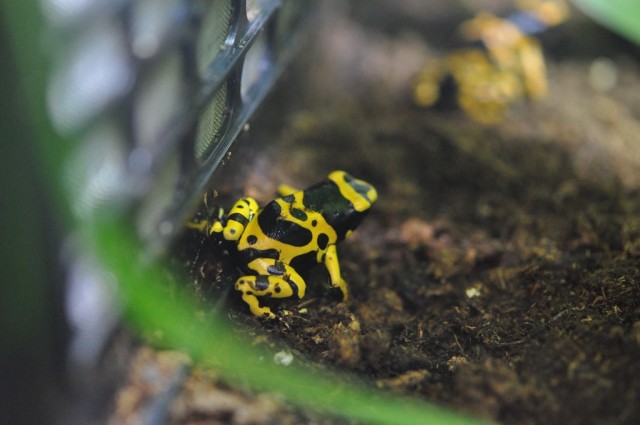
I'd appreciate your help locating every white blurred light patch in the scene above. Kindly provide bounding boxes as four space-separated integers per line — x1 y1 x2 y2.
240 32 270 102
65 251 120 369
246 0 265 22
134 52 184 147
48 20 133 133
135 154 180 243
131 0 183 59
65 120 129 219
42 0 109 26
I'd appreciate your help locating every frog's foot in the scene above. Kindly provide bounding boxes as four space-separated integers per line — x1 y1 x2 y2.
332 277 349 301
235 279 277 319
323 244 349 301
235 267 306 319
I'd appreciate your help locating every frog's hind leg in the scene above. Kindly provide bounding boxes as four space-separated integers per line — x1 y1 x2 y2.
235 259 307 319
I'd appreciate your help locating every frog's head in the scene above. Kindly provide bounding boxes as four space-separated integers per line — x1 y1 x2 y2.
325 170 377 239
328 171 377 213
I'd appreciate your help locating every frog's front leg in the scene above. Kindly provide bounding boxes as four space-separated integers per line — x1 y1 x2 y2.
235 258 307 319
323 244 349 301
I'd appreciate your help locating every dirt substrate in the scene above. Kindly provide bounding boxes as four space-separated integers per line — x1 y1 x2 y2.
110 2 640 424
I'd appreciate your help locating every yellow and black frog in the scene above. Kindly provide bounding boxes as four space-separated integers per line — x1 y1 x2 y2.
413 0 569 124
189 171 377 319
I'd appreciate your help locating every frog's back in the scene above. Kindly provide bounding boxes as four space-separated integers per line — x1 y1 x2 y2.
236 195 334 265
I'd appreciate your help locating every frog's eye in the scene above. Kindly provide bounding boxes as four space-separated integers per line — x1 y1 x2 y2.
329 171 378 212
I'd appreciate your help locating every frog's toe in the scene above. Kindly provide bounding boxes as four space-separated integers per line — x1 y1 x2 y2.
333 277 349 301
263 310 277 320
246 297 276 319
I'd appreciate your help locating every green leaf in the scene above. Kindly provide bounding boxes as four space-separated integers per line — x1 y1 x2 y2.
572 0 640 44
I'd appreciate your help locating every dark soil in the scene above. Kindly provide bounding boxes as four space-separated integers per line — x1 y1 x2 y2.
110 2 640 424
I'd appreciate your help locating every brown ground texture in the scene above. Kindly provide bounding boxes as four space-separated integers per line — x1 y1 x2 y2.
109 2 640 424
